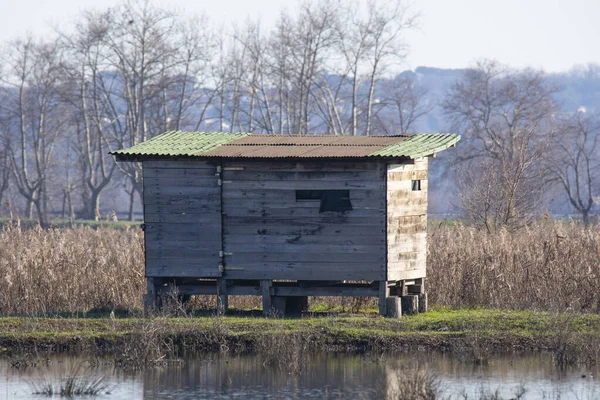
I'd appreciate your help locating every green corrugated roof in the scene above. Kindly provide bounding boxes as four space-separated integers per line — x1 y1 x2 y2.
112 131 250 156
368 133 461 158
111 131 460 159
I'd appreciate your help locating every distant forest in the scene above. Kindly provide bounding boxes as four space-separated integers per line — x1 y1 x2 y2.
0 0 598 228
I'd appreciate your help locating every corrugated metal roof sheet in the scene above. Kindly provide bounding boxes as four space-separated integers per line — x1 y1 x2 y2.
202 144 388 158
111 131 460 160
369 133 461 158
112 131 250 156
228 135 410 146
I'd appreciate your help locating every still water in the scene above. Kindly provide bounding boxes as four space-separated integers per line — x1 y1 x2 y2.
1 352 599 399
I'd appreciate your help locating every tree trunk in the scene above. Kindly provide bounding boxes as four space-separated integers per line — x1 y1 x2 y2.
83 189 102 221
34 199 48 228
41 182 48 225
366 61 379 136
351 71 358 136
67 184 74 227
93 191 101 220
128 190 135 221
582 210 590 227
25 199 33 219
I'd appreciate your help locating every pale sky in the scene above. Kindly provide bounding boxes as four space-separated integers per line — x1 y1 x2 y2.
0 0 598 72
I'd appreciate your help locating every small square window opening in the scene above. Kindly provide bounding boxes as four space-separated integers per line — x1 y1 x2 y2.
412 180 422 191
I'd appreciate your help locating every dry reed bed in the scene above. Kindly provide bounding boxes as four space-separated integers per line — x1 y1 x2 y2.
0 225 145 315
428 221 600 312
1 221 599 315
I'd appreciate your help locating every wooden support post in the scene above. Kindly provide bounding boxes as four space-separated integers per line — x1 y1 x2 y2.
271 296 286 318
407 278 425 295
385 297 402 318
261 280 272 316
270 296 308 318
217 279 229 315
144 277 156 315
401 295 419 315
418 292 428 313
398 280 408 296
378 281 390 316
286 296 308 318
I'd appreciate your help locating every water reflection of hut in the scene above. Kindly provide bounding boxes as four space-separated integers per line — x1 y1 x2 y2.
112 131 459 316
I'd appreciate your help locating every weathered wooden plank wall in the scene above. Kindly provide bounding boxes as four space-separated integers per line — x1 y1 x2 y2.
221 161 387 281
386 158 428 281
143 160 222 277
140 158 427 284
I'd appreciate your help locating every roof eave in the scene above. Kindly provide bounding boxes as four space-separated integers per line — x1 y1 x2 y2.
112 153 414 163
112 153 204 162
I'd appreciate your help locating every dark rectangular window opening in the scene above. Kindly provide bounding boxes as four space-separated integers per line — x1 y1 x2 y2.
296 190 352 212
412 180 422 191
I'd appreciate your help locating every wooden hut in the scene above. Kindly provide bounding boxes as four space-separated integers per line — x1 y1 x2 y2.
112 132 460 316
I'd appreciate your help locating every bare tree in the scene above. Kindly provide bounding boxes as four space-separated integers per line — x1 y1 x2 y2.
272 1 339 134
267 15 294 134
548 111 600 226
59 11 119 220
312 72 349 134
382 74 433 134
363 0 417 135
0 116 10 206
443 60 560 231
1 38 64 226
225 34 248 133
169 16 217 132
101 0 180 219
335 1 372 135
234 21 276 133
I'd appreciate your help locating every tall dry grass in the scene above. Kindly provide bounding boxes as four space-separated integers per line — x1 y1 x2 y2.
428 221 600 312
0 224 145 315
1 220 599 315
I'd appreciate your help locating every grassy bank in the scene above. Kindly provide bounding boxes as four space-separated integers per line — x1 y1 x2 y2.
2 308 600 368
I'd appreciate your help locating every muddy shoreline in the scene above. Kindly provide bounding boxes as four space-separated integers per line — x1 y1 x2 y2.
0 308 598 368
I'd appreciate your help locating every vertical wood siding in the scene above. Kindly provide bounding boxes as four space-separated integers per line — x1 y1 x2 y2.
143 160 222 277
